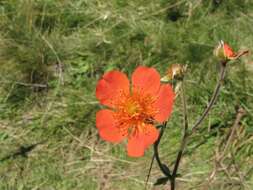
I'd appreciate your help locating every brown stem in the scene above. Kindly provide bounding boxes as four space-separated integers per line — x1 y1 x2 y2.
191 62 227 134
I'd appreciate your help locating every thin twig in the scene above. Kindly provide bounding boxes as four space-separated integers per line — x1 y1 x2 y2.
1 81 48 88
145 153 155 189
220 108 246 158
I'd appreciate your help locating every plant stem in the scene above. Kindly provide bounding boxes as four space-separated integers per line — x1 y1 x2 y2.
191 62 227 134
145 153 155 189
153 122 171 176
153 61 227 189
145 125 167 188
170 79 189 190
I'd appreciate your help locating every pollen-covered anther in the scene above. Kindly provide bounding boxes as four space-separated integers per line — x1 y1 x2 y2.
114 90 158 137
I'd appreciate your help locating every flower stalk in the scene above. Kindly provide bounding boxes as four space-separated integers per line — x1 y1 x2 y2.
154 60 229 189
170 78 189 190
153 122 171 176
191 61 227 134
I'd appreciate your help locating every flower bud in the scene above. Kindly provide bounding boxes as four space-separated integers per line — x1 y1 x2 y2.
161 64 187 82
214 41 236 61
214 41 249 62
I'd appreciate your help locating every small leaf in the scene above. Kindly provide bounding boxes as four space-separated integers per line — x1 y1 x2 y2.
154 177 170 186
161 164 171 176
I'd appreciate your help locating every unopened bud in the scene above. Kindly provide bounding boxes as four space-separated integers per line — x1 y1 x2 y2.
161 64 187 82
214 41 249 62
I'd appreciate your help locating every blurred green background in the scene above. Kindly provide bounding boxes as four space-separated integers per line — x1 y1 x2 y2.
0 0 253 189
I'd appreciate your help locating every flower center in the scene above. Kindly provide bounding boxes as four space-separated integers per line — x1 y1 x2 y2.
113 90 158 136
125 100 140 116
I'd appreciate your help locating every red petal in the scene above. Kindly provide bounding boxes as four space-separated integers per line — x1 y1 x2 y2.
96 71 130 107
142 124 159 148
127 135 145 157
127 124 158 157
154 84 175 122
96 109 125 143
131 66 161 95
223 43 236 58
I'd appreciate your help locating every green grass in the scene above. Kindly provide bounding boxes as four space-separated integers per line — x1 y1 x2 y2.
1 0 253 189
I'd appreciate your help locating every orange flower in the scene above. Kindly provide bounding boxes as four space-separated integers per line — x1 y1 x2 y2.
96 66 175 157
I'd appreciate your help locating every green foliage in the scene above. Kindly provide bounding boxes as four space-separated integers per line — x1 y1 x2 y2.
0 0 253 189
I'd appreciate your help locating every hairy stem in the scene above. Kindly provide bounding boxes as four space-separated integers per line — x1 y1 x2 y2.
191 62 227 134
171 79 189 190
